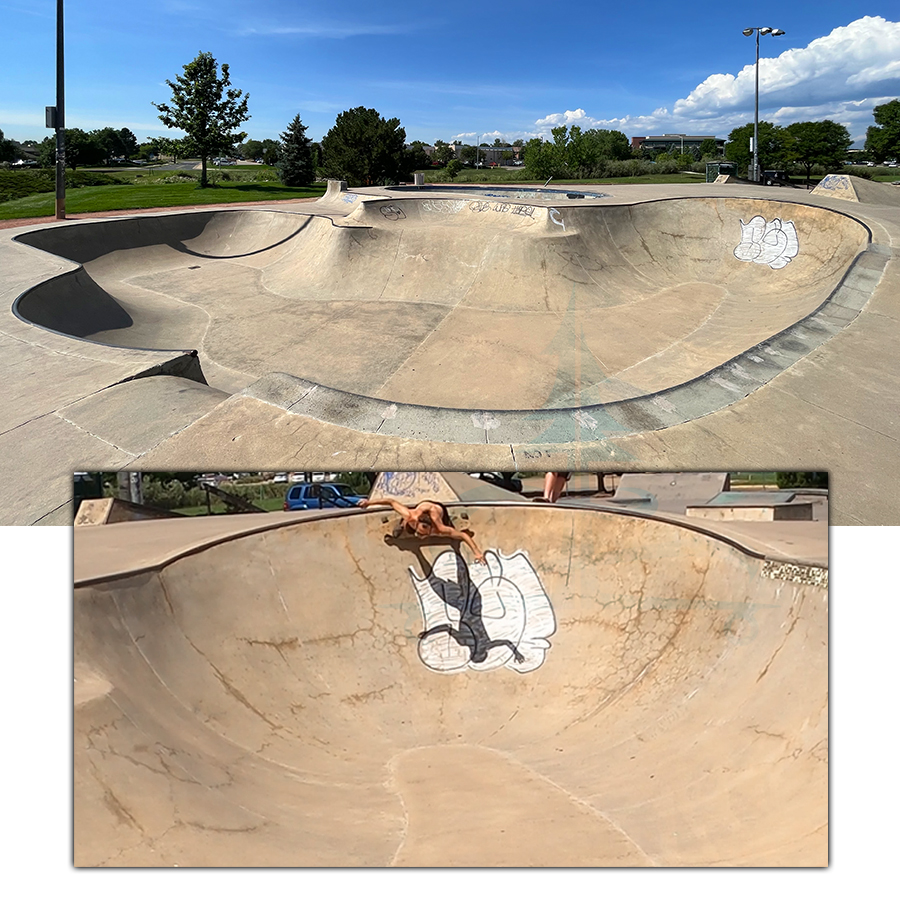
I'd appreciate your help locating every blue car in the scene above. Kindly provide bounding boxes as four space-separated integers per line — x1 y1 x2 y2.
283 482 365 511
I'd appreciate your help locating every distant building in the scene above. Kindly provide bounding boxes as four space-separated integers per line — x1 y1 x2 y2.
631 135 725 155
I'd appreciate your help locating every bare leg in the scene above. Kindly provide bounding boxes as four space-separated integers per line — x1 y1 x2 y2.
543 472 567 503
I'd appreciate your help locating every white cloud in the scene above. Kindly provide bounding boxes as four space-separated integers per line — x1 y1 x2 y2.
534 108 604 129
533 16 900 143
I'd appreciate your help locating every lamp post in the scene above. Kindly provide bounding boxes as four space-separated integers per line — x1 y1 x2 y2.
664 133 686 155
46 0 66 219
742 26 784 182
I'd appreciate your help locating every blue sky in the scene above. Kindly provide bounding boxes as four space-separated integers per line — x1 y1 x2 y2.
1 1 898 148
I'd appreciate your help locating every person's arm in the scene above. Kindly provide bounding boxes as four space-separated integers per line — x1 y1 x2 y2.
358 497 412 520
438 524 486 564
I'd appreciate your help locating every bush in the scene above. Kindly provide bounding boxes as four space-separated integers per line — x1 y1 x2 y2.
775 472 828 489
0 167 126 203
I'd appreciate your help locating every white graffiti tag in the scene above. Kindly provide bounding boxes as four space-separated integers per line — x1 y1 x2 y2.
410 549 556 674
549 208 566 230
422 198 466 214
733 216 799 269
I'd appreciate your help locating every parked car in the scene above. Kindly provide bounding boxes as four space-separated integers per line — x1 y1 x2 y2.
762 169 790 185
470 472 523 493
284 482 365 510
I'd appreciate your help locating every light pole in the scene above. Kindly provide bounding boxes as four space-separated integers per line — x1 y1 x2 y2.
664 133 686 155
742 26 784 182
475 133 487 168
45 0 66 219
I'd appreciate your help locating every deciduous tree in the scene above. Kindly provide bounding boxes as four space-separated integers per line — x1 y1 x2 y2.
0 129 17 164
432 139 453 166
699 138 719 159
784 120 851 182
724 122 787 175
62 128 104 170
865 98 900 163
153 51 250 187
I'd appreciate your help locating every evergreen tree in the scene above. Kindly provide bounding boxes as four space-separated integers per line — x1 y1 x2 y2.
276 115 314 186
319 107 407 187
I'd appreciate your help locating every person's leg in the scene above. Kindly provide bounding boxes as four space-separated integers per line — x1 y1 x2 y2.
543 472 566 503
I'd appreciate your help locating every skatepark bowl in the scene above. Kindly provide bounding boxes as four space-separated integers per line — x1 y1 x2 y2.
13 192 879 445
74 504 828 867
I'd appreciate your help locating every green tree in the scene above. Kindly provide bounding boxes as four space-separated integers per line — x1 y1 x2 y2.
260 138 280 166
319 107 407 187
432 139 453 165
91 127 137 164
153 136 188 163
404 140 432 171
523 137 553 178
445 158 463 179
589 128 631 161
784 120 851 182
0 129 18 164
63 128 104 170
240 139 264 160
456 144 476 165
153 51 250 187
523 126 631 179
276 115 315 186
118 127 138 160
724 121 787 175
37 136 56 167
865 99 900 163
699 138 719 159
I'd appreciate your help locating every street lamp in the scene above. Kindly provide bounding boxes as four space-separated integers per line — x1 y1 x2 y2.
44 1 66 217
664 133 686 155
743 26 785 183
475 133 487 168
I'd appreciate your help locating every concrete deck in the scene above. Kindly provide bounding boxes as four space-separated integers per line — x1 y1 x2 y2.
74 504 827 867
3 180 898 524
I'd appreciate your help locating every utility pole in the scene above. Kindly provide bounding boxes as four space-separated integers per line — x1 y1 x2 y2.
55 0 65 218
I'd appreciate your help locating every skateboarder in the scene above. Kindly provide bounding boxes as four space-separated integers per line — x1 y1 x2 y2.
357 497 487 564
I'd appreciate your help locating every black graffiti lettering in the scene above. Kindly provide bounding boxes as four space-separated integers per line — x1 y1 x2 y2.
380 205 406 220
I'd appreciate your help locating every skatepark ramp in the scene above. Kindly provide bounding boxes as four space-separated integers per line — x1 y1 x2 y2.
15 197 872 415
74 505 827 866
812 173 900 206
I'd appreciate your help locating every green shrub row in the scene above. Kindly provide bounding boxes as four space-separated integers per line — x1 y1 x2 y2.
0 168 125 203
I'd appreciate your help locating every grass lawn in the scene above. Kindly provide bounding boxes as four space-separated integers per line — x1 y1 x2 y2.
176 496 286 515
426 169 708 186
730 472 779 486
0 180 326 220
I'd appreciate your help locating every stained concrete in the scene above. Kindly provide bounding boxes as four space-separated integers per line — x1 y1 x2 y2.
2 181 899 523
74 504 827 867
